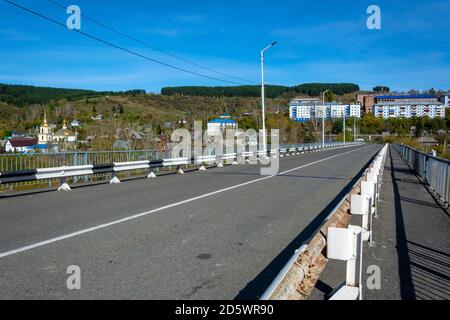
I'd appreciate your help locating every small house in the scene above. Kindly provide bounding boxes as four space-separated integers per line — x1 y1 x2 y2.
418 136 438 147
5 137 38 152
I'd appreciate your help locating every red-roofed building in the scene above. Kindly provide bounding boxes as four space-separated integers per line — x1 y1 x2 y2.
5 137 38 153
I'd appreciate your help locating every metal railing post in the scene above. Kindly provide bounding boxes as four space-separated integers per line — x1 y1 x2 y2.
446 164 450 207
83 153 88 182
73 153 78 184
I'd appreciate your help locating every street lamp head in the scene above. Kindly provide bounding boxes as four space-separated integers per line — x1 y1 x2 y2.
262 41 278 52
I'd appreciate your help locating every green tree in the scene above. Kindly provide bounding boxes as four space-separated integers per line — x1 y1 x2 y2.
373 86 390 93
325 91 335 102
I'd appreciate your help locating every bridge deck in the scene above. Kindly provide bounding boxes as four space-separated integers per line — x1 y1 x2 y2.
0 144 380 299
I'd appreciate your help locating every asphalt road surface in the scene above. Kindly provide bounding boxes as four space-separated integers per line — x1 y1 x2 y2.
0 144 381 299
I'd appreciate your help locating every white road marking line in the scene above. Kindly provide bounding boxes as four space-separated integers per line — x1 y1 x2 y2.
0 145 374 259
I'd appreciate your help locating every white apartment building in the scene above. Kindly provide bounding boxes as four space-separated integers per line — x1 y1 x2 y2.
373 95 446 119
289 98 361 122
373 104 446 119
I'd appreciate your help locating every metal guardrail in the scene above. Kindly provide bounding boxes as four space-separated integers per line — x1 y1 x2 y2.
261 144 388 300
0 143 361 191
0 143 351 171
0 149 162 190
394 144 450 206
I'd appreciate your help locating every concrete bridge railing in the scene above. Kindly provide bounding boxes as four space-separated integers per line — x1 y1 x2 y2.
261 144 389 301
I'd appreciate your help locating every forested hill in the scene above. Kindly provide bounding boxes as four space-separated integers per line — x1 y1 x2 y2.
161 83 360 98
0 82 360 106
0 84 145 106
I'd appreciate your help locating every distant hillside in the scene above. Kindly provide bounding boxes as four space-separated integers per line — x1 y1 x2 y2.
161 85 288 98
161 83 360 98
0 83 360 106
0 84 145 106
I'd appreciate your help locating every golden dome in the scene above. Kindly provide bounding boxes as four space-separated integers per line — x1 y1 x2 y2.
42 111 49 127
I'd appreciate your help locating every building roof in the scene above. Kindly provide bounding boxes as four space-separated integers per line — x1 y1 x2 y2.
54 128 75 137
113 140 129 149
418 137 438 144
290 98 320 106
7 137 38 148
208 119 237 124
26 144 54 150
375 94 437 100
131 132 143 140
292 97 320 101
374 102 444 106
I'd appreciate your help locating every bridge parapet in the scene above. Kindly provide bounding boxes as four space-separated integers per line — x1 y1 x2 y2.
261 144 388 300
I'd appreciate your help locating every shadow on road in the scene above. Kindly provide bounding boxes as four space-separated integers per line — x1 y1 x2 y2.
389 148 416 300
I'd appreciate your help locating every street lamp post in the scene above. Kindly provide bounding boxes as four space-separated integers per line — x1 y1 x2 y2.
343 109 346 145
261 42 277 152
321 89 330 147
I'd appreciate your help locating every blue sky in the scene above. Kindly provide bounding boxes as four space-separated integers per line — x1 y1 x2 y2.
0 0 449 92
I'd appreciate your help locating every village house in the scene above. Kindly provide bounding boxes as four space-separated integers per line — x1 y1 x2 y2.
5 137 38 153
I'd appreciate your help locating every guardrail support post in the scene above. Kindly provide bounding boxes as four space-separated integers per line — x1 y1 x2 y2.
177 166 185 175
58 177 71 192
362 179 377 218
327 225 364 300
350 194 372 244
110 172 121 184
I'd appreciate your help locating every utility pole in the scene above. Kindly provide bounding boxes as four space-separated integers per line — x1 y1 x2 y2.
343 109 346 145
322 89 330 147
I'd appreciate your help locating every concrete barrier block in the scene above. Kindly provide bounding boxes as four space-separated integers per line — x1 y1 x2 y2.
58 183 71 192
110 177 121 184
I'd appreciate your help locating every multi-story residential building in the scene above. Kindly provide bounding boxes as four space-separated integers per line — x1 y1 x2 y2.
289 98 361 122
289 98 319 121
373 94 446 119
439 95 449 106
